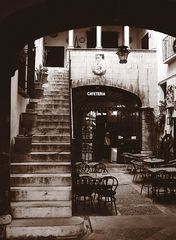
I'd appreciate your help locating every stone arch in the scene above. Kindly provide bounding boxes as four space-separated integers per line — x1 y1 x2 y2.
72 85 142 108
0 0 176 73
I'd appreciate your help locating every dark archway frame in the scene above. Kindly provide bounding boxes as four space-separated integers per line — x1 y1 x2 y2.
0 0 175 214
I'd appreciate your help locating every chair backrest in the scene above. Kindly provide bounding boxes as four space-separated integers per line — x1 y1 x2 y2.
88 164 96 173
95 163 108 173
155 170 169 181
100 176 118 192
168 160 176 167
131 160 143 172
77 175 94 185
76 162 90 174
74 175 95 197
141 168 152 180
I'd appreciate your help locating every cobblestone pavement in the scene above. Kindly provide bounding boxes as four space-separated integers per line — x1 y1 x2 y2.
75 165 176 240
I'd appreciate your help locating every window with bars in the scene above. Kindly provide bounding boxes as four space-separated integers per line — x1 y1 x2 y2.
162 35 176 63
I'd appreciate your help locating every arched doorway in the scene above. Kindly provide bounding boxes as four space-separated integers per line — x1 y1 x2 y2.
73 85 142 163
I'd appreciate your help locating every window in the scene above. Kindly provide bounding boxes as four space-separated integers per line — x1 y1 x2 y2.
162 35 176 63
102 31 118 48
86 28 118 48
44 46 64 67
141 33 149 49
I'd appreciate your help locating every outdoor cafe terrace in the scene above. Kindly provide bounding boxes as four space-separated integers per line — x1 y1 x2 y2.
73 156 176 217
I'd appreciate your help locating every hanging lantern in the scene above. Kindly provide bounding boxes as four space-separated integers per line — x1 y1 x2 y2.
116 45 130 64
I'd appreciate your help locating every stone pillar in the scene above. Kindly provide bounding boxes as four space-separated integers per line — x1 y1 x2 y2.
140 107 154 154
124 26 130 47
0 70 11 215
96 26 102 49
68 30 74 48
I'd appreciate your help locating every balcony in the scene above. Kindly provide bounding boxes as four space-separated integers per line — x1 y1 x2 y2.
162 35 176 63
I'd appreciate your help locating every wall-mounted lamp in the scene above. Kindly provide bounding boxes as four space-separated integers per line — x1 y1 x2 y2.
116 46 130 64
116 26 130 64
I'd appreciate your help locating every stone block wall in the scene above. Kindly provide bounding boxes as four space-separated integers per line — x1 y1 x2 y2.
70 49 157 109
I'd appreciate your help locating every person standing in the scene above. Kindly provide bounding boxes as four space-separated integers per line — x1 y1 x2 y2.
160 131 173 162
104 131 111 161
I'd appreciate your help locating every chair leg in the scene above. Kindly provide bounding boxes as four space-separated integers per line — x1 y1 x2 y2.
113 197 117 215
147 184 150 197
140 184 144 195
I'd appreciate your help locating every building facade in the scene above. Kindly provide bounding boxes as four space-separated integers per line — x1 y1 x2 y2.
11 26 176 167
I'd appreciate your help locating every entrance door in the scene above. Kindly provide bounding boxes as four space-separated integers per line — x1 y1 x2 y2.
94 115 106 160
45 46 64 67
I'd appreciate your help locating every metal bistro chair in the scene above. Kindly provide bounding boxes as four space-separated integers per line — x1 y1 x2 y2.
140 168 153 197
76 162 90 174
131 160 143 182
151 170 171 201
73 175 95 210
96 176 118 215
94 163 108 173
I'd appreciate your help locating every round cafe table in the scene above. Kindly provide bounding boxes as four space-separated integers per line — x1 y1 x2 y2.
143 158 165 167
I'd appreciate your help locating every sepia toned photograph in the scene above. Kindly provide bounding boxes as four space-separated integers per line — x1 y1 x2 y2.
0 0 176 239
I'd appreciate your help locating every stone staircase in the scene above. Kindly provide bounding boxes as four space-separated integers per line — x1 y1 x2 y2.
6 68 85 239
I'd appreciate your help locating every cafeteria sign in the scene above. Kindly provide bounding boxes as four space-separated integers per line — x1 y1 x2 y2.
87 91 106 96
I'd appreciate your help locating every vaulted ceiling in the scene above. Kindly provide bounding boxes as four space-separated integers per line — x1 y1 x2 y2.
0 0 176 75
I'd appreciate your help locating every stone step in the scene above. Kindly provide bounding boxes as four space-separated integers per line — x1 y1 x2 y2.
47 80 69 85
26 103 70 114
43 88 69 94
37 114 69 121
44 84 69 89
32 127 70 135
43 94 69 100
11 162 71 174
45 82 69 86
35 108 70 115
35 120 70 128
6 217 85 239
48 72 69 77
44 90 69 95
31 142 70 152
39 99 69 104
10 186 71 201
48 70 68 74
36 103 69 109
10 173 71 186
47 74 69 78
47 76 69 80
12 152 71 162
32 134 70 142
10 201 72 218
43 85 69 91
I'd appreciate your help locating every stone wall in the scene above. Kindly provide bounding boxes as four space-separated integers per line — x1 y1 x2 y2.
70 49 157 109
11 71 29 145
